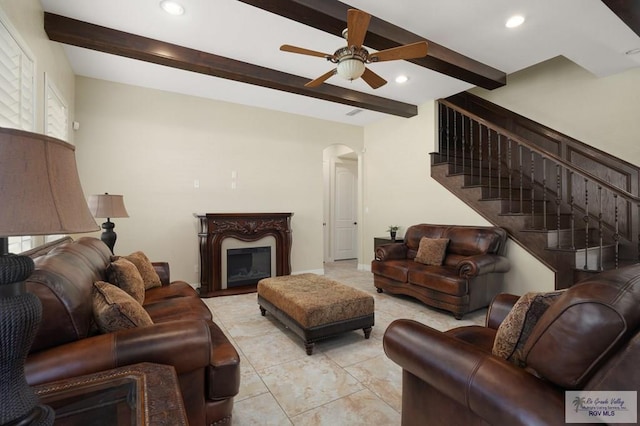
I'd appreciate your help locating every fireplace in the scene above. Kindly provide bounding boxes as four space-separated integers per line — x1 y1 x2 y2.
221 236 276 288
197 213 293 297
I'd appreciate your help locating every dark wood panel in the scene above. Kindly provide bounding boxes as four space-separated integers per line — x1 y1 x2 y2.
44 13 417 118
602 0 640 37
237 0 506 90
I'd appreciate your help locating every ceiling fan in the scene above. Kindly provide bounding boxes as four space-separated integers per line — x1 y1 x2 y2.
280 9 428 89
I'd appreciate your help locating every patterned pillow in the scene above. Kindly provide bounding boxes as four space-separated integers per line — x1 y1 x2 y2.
492 290 565 366
113 251 161 289
92 281 153 333
414 237 449 266
106 258 145 304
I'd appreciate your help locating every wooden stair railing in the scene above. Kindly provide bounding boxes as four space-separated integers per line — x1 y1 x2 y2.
433 95 640 288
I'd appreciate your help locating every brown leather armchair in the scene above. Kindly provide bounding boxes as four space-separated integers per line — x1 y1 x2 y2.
24 237 240 426
383 263 640 426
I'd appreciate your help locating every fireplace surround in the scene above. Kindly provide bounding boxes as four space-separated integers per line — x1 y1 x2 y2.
197 213 293 297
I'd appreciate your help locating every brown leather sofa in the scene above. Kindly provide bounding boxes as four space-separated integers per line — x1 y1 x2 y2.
24 237 240 426
383 263 640 426
372 224 510 319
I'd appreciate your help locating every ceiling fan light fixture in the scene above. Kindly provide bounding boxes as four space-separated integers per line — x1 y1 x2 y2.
160 0 185 16
337 58 365 81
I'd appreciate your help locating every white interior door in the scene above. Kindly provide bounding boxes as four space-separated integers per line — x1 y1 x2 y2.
334 160 358 260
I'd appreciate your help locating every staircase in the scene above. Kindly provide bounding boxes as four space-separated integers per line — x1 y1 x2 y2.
433 93 640 288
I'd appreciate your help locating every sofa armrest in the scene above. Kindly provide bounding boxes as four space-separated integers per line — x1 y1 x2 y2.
383 319 564 426
26 319 212 386
374 243 408 261
486 293 520 329
456 254 510 278
152 261 171 285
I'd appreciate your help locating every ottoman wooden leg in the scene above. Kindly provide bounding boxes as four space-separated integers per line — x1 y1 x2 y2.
363 327 372 339
305 341 315 356
259 306 266 316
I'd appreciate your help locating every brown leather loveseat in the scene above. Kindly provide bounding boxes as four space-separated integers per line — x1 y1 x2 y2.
372 224 510 318
384 263 640 425
24 237 240 425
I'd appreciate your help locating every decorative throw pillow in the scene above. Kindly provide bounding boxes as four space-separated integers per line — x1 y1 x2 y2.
106 258 145 304
92 281 153 333
414 237 449 266
113 251 161 289
492 290 565 366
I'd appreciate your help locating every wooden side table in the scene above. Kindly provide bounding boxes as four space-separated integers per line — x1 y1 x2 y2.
374 237 403 250
34 363 187 426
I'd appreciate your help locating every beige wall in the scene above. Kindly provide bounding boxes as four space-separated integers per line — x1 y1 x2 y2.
0 0 75 138
470 56 640 165
74 77 363 284
362 102 555 294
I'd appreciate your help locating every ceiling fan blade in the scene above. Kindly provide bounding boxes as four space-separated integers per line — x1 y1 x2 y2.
280 44 332 59
361 68 387 89
347 9 371 48
305 69 337 87
369 41 428 62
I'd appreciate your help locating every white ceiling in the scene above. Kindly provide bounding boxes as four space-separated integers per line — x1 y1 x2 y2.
40 0 640 126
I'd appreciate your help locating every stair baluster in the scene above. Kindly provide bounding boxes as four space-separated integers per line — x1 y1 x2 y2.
531 152 535 226
542 157 547 231
613 194 619 268
497 133 502 199
488 128 492 195
470 120 474 181
478 124 483 186
519 145 524 214
584 178 589 270
556 165 561 248
453 110 458 173
598 185 603 271
508 138 513 213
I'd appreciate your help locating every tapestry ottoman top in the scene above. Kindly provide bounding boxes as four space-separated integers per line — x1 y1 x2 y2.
257 273 374 328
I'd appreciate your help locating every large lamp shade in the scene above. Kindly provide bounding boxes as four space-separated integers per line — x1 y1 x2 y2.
0 127 98 425
0 129 99 236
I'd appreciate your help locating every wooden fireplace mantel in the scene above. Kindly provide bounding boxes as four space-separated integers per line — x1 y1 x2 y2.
196 212 293 297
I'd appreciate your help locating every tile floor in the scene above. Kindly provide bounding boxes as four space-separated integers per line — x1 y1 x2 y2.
202 260 486 426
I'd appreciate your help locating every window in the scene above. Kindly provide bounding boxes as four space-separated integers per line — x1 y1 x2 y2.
8 236 32 253
45 74 68 141
0 10 35 131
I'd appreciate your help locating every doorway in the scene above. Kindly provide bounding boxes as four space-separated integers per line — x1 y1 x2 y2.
323 145 359 264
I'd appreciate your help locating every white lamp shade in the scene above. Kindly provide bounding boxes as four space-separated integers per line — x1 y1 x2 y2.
336 59 365 81
88 194 129 219
0 128 99 236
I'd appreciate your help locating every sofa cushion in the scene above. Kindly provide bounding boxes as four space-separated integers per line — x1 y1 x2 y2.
408 266 468 296
492 290 564 366
144 296 213 323
92 281 153 332
415 237 449 266
523 266 640 388
143 281 199 305
106 258 145 304
27 238 112 353
114 251 162 289
371 259 410 282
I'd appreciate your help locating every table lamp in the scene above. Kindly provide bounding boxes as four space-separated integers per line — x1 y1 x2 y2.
0 127 99 425
87 193 129 254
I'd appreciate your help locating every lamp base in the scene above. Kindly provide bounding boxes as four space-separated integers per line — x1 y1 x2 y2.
100 220 117 254
0 255 54 426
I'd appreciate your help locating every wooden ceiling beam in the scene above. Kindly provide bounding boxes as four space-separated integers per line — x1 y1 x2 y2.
44 12 418 118
601 0 640 37
237 0 507 90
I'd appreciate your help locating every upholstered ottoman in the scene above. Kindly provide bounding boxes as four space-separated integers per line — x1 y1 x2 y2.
257 273 374 355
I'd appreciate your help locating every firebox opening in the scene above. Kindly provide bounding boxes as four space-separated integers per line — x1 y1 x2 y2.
226 246 271 287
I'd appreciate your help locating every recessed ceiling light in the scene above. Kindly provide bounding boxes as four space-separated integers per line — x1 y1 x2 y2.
505 15 525 28
160 0 185 16
395 75 409 84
